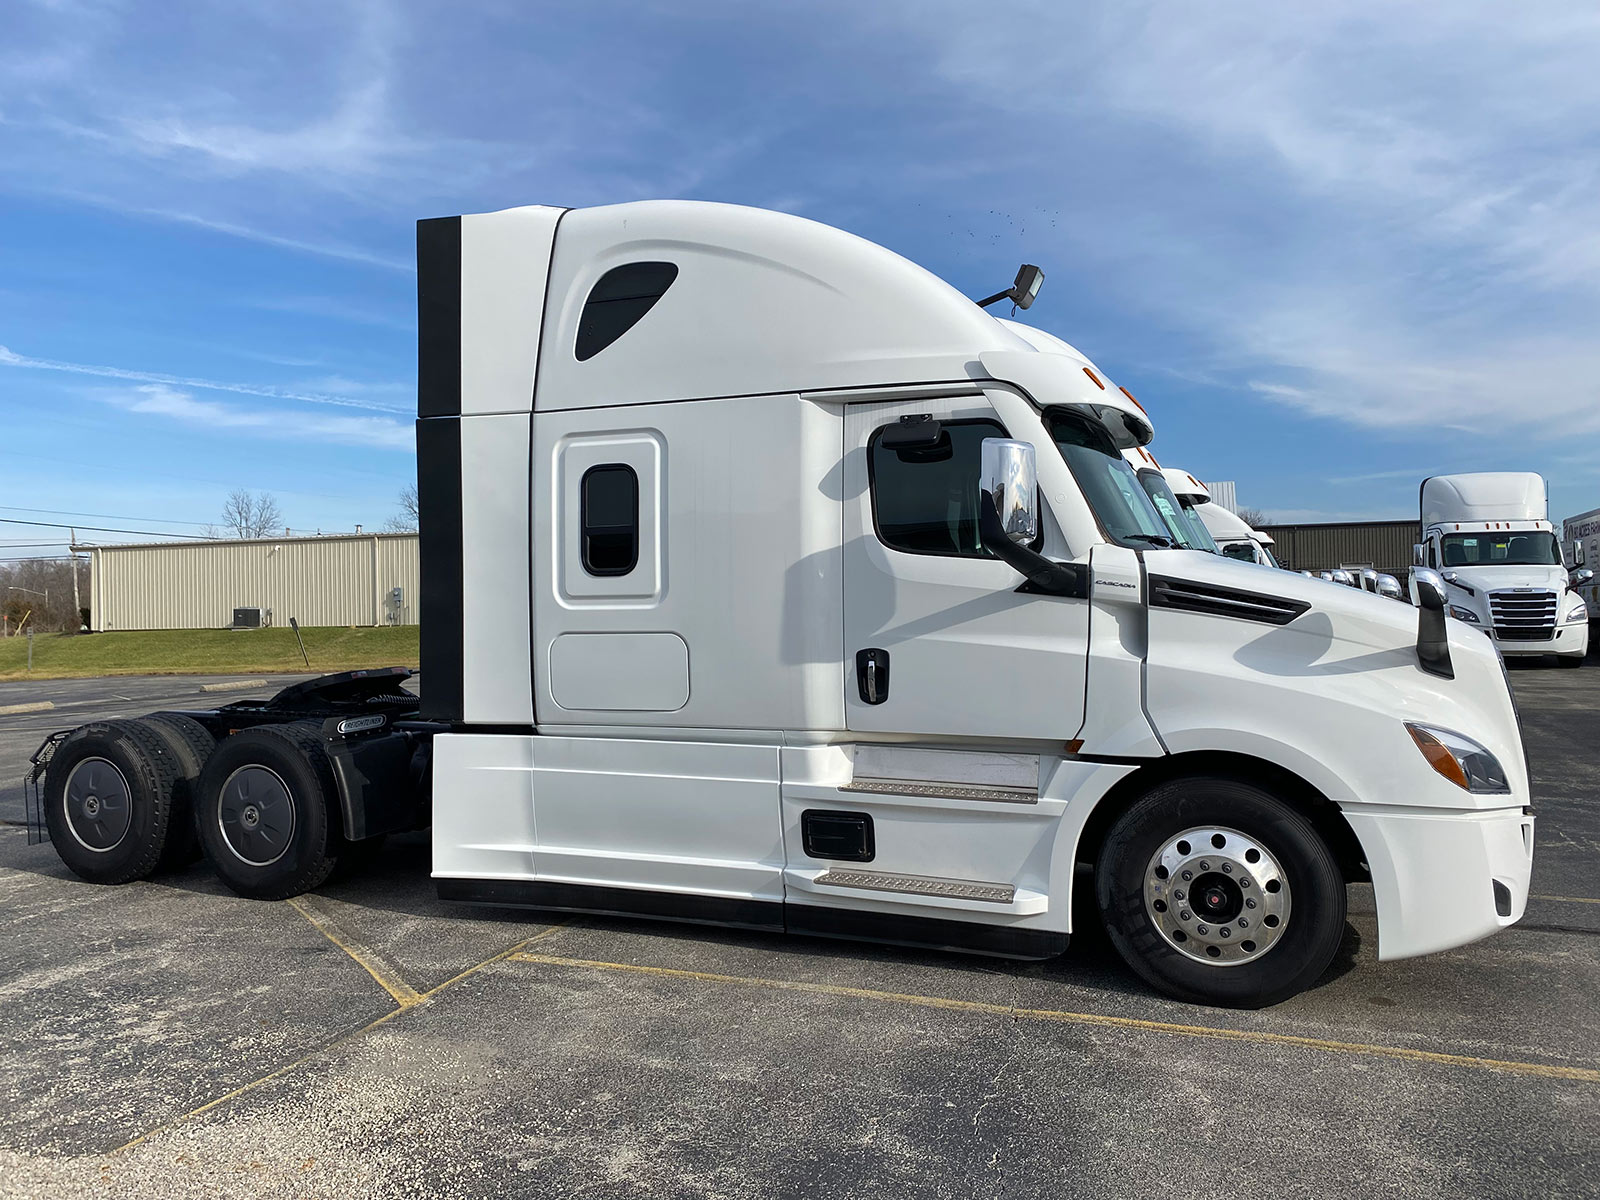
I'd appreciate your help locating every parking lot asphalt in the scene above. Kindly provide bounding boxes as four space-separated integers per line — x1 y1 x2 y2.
0 658 1597 1199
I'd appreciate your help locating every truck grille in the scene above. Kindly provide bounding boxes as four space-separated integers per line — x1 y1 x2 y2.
1489 590 1558 641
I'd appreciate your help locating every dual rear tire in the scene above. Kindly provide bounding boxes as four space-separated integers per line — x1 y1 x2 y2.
194 722 342 900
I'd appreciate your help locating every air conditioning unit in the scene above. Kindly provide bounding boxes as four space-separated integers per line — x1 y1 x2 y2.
232 607 263 629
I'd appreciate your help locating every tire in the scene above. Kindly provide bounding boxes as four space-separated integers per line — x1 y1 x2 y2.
1095 776 1346 1008
140 713 217 870
42 720 180 885
195 721 341 900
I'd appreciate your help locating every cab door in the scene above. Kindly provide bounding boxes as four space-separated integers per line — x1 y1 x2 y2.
842 395 1089 741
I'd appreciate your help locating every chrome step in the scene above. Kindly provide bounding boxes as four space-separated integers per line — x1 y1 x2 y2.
840 779 1037 805
812 869 1016 904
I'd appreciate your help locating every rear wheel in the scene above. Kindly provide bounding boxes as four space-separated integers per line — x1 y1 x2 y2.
139 713 217 869
42 720 179 885
1096 776 1346 1008
196 722 340 900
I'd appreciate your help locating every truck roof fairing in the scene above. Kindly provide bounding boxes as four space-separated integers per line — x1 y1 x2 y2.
426 200 1156 441
1420 472 1549 528
1161 467 1211 503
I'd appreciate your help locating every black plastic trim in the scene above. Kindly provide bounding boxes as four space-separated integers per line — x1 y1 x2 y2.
436 878 1070 961
1148 575 1310 626
416 216 461 419
438 877 784 931
786 905 1069 961
579 462 640 577
416 417 464 720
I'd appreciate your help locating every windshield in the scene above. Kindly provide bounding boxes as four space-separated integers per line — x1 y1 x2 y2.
1045 409 1173 548
1173 495 1220 553
1256 541 1280 569
1137 470 1208 550
1440 531 1561 567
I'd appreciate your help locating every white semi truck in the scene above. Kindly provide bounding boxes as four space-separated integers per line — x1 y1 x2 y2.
1417 473 1590 667
1169 473 1280 567
27 202 1533 1008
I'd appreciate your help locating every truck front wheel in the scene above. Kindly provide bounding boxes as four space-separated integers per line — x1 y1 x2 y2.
1095 777 1346 1008
196 723 340 900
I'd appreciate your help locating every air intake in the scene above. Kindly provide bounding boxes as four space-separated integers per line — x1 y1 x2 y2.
1148 576 1310 626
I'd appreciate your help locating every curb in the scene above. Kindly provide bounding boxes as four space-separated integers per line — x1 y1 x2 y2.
198 679 270 694
0 701 55 716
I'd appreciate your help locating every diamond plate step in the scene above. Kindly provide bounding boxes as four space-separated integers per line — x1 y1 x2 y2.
840 779 1037 805
812 869 1016 904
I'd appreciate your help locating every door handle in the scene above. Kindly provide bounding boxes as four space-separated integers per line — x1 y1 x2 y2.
856 648 890 704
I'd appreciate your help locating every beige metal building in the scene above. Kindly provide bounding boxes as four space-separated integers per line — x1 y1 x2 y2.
77 533 419 631
1255 520 1415 578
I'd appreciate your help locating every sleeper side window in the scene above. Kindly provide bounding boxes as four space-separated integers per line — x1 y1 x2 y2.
581 464 639 576
868 418 1029 558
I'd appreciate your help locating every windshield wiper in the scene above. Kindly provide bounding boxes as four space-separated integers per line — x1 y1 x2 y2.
1125 534 1175 547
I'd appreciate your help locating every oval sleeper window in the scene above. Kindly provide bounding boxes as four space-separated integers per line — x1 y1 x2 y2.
575 262 678 361
581 463 639 576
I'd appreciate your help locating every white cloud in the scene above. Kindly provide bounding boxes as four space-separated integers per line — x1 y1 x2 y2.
0 344 411 414
109 384 411 450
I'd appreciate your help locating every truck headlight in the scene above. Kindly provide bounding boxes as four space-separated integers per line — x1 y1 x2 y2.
1447 605 1480 624
1406 723 1510 794
1563 602 1589 624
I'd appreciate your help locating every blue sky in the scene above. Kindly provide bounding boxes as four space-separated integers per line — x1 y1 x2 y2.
4 0 1600 557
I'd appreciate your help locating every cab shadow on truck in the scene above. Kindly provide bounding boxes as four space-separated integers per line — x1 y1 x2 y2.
26 201 1535 1009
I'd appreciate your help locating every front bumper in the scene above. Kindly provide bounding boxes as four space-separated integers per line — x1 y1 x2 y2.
1343 804 1533 960
1494 620 1588 657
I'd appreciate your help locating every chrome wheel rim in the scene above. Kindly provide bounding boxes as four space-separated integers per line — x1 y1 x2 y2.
63 757 133 853
218 765 295 867
1144 826 1291 966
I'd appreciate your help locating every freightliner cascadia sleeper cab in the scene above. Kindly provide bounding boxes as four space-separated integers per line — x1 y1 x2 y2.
29 202 1533 1008
1416 473 1589 667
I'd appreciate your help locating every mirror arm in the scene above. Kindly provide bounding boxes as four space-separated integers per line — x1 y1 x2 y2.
1411 568 1455 679
979 492 1089 598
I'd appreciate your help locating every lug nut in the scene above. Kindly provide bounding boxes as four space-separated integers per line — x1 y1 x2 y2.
1221 863 1233 874
1179 910 1192 922
1181 870 1193 881
1195 924 1209 935
1237 917 1248 928
1246 898 1256 909
1173 889 1185 901
1219 927 1230 938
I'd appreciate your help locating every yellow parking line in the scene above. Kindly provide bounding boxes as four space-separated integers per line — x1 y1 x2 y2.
1531 894 1600 906
510 952 1600 1085
111 922 568 1154
286 895 423 1009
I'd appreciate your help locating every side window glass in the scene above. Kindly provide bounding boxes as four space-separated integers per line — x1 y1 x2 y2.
869 419 1024 557
581 464 639 576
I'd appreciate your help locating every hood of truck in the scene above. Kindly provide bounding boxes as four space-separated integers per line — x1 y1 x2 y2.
1137 549 1527 811
1443 564 1573 621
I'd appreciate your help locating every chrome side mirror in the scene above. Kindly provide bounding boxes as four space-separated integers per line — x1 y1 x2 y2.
980 439 1038 546
1360 568 1380 593
1412 542 1427 567
1317 571 1334 582
1411 566 1453 678
1377 573 1402 600
1331 569 1356 587
1573 568 1595 589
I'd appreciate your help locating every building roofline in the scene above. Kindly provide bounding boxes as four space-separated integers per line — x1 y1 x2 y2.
72 531 418 553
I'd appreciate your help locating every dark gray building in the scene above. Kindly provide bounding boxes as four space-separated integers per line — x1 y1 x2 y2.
1255 520 1416 577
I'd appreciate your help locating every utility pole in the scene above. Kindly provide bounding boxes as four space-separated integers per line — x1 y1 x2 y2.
70 528 81 632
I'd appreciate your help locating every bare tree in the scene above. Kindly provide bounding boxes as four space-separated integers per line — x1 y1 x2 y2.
1 557 91 633
220 490 283 539
1236 506 1270 527
385 483 420 533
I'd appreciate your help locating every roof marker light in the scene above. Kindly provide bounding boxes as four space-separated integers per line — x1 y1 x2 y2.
1083 367 1105 390
1118 385 1148 415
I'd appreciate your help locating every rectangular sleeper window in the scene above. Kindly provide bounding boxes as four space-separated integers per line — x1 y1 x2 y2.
581 463 639 576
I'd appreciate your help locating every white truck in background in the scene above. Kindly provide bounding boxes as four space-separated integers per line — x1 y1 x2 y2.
27 201 1535 1009
1562 506 1600 628
1178 479 1281 567
1417 473 1590 667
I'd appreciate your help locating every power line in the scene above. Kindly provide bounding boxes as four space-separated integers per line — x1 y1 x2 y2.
0 504 213 529
0 517 213 541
